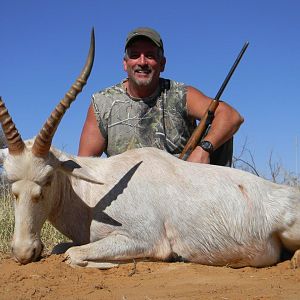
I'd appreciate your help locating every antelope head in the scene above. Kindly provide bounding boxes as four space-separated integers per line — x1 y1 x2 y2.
0 30 95 264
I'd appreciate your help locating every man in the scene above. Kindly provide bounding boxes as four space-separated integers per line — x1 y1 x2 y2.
78 27 244 166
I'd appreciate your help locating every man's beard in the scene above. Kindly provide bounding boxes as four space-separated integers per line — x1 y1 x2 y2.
132 77 153 86
130 66 154 87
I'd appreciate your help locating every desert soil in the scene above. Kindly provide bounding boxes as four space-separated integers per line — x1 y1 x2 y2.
0 254 300 299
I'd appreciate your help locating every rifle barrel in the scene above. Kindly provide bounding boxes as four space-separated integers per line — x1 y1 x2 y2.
179 41 249 160
215 41 249 100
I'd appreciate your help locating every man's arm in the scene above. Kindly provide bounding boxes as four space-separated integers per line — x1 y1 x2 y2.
78 104 107 156
186 86 244 163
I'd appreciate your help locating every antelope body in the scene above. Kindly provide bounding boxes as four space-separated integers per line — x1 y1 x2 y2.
1 31 300 269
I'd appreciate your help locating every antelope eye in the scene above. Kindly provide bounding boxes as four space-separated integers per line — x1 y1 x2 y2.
32 188 44 202
44 175 53 187
31 184 43 203
11 185 19 201
32 194 41 203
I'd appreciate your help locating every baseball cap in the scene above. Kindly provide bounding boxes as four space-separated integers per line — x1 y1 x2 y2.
125 27 164 52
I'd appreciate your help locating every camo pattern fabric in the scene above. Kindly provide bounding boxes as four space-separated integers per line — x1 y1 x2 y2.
92 78 196 157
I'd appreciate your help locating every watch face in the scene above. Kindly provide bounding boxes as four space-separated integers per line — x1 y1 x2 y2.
202 141 210 148
200 141 213 153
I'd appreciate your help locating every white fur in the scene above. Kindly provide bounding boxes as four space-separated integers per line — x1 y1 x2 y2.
3 142 300 267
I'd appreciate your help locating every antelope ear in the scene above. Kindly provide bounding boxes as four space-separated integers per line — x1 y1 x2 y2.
59 159 104 185
0 148 9 165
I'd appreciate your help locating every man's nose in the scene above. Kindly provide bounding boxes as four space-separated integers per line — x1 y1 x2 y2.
138 54 147 65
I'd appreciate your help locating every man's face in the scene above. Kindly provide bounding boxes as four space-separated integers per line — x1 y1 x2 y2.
123 38 166 87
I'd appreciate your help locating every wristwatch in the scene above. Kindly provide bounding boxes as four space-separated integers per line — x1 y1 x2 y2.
199 140 214 155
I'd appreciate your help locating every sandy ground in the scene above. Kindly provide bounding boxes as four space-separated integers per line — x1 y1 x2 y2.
1 254 300 299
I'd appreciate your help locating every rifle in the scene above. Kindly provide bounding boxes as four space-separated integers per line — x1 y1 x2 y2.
179 41 249 160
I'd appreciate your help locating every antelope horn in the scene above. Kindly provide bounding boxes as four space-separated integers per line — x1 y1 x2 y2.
32 29 95 157
0 97 25 155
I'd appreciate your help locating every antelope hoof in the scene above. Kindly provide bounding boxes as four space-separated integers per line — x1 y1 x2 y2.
290 249 300 269
64 247 88 268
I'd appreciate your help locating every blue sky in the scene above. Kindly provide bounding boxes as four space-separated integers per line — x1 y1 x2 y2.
1 0 299 176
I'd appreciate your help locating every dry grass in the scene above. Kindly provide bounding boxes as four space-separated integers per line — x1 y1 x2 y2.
0 180 14 253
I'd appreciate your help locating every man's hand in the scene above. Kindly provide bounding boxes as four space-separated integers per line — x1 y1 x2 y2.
186 146 210 164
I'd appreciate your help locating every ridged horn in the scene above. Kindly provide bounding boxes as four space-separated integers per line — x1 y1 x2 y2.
0 97 25 155
32 29 95 158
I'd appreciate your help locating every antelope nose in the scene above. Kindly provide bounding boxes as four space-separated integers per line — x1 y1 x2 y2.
11 242 42 264
12 247 36 265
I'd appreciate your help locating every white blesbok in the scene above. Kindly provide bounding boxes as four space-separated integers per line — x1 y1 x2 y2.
1 31 300 269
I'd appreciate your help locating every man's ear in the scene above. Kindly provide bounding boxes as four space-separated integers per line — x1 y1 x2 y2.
160 56 166 72
123 57 128 72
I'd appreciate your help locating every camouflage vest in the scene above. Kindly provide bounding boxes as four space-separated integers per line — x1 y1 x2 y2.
92 78 196 157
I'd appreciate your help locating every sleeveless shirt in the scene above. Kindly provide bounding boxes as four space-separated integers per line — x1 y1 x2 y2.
92 78 196 157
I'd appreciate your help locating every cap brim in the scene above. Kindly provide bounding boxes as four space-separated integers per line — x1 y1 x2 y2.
125 34 162 49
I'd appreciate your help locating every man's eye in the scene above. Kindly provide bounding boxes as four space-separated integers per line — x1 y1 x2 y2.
129 54 140 59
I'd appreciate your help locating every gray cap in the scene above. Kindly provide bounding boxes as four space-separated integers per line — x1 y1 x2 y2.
125 27 164 51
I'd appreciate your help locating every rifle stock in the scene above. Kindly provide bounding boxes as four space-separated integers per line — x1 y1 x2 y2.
179 42 249 160
179 100 219 159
